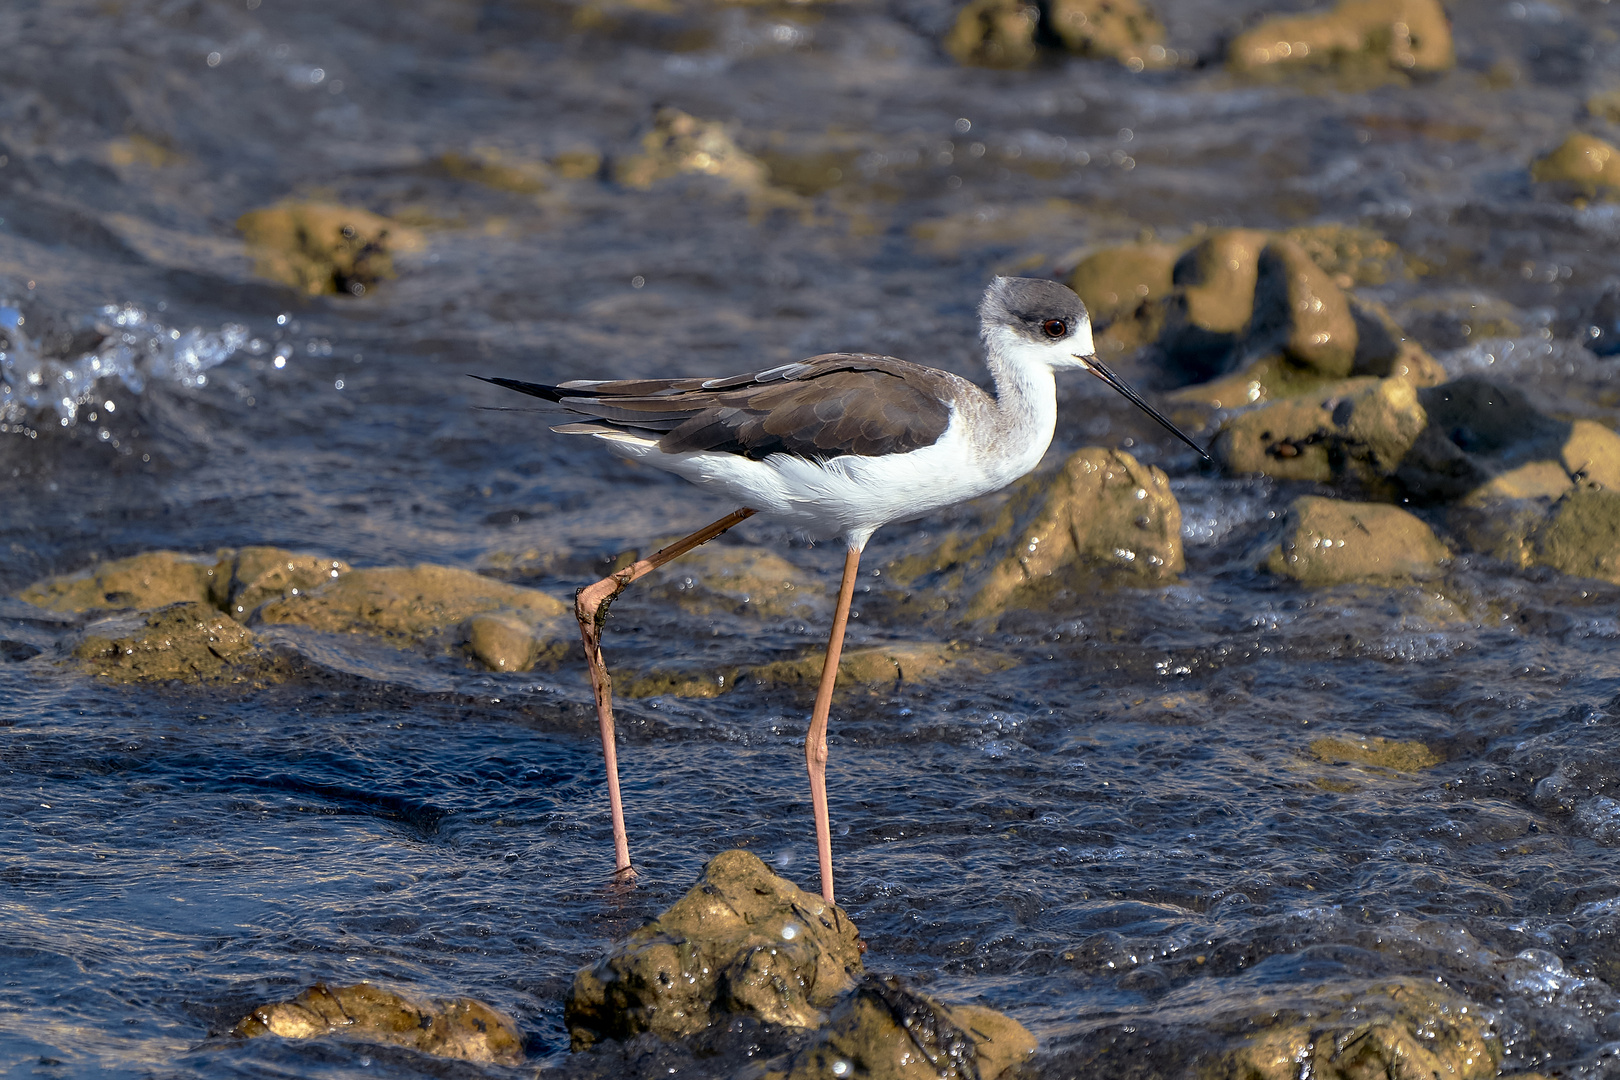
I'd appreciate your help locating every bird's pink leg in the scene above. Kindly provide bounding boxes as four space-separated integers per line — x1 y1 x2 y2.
575 507 757 881
807 545 861 904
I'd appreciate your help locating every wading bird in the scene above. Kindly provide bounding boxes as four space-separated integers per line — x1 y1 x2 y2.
478 276 1206 904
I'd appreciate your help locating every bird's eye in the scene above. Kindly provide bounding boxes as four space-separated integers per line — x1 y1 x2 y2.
1042 319 1066 338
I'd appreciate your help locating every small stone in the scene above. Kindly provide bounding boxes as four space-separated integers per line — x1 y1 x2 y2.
1530 133 1620 201
1213 375 1428 487
72 602 262 683
232 982 524 1065
437 146 550 194
1227 0 1454 77
565 849 863 1050
1249 237 1359 377
236 201 422 296
1262 496 1449 586
464 612 540 672
614 108 803 219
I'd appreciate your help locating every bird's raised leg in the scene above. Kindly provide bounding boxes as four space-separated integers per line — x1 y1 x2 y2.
807 545 862 904
576 507 757 881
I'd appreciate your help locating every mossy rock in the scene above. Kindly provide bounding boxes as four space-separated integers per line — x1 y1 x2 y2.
1161 230 1270 376
211 546 351 620
1046 0 1167 67
1310 735 1442 771
1262 496 1449 586
1530 133 1620 201
762 974 1036 1080
1227 0 1454 79
437 146 550 194
232 982 524 1065
1532 488 1620 585
255 564 566 641
565 850 862 1050
464 611 560 673
20 551 219 613
1249 237 1358 377
944 0 1041 68
644 546 820 619
1213 375 1428 487
71 602 265 683
1281 224 1407 287
236 201 422 296
614 108 802 220
1067 243 1178 352
746 641 1014 693
1211 980 1497 1080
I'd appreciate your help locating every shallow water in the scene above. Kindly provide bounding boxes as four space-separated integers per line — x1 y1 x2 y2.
4 0 1620 1076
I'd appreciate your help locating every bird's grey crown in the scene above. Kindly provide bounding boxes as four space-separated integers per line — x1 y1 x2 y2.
978 276 1088 340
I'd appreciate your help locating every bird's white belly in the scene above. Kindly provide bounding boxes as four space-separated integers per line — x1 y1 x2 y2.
592 420 1048 549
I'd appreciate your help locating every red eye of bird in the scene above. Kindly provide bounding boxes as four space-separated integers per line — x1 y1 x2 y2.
1042 319 1066 338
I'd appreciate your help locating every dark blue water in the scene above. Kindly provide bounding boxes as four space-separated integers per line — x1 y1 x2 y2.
4 0 1620 1076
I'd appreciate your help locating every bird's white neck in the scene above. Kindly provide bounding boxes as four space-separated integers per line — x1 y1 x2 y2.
973 325 1063 485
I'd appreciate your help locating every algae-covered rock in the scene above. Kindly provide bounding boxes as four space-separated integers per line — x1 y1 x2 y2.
464 612 545 672
255 564 567 642
1228 0 1453 78
1533 488 1620 585
615 108 803 221
944 0 1041 68
1212 980 1497 1080
1213 375 1428 487
21 551 219 613
1281 224 1408 288
1249 238 1358 377
1067 243 1178 353
1046 0 1167 67
747 641 1014 692
236 201 422 297
1160 230 1269 375
644 546 819 619
438 146 550 194
1310 735 1442 771
72 602 263 683
210 546 350 620
967 447 1182 617
764 974 1036 1080
1531 133 1620 201
566 849 862 1050
232 982 524 1065
1262 496 1448 586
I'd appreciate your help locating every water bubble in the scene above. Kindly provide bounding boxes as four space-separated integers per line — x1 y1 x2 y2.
206 51 222 67
631 275 646 289
954 118 972 134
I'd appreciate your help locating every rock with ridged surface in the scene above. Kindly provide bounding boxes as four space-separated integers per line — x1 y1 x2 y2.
1261 496 1449 586
1227 0 1453 78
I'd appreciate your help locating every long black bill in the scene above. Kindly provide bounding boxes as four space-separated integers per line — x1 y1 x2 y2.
1082 355 1211 462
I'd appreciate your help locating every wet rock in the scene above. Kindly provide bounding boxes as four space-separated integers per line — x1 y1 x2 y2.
614 108 802 218
621 667 738 699
1066 242 1178 352
438 146 550 194
1532 488 1620 585
644 546 820 619
1046 0 1167 68
762 974 1036 1080
966 448 1182 617
20 550 218 613
1397 292 1523 353
71 601 263 683
1581 284 1620 357
1261 496 1449 586
565 849 862 1050
464 612 542 672
1227 0 1454 79
946 0 1166 69
236 201 422 297
209 546 350 620
1530 133 1620 201
1159 229 1269 378
255 564 566 641
1249 237 1358 377
232 982 524 1065
1310 735 1442 771
1212 980 1497 1080
1281 224 1408 288
1213 375 1429 488
746 641 1014 692
1395 378 1570 502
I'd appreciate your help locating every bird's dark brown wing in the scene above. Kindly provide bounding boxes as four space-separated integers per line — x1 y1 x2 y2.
478 354 958 461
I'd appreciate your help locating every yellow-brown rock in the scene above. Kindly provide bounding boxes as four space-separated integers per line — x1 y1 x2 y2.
565 849 862 1050
72 602 262 683
1531 133 1620 200
20 551 218 613
232 982 524 1066
1262 496 1449 586
1310 735 1442 771
1533 489 1620 585
236 201 421 297
256 564 567 642
1228 0 1454 77
1249 238 1358 377
1282 224 1407 287
1046 0 1167 68
437 146 550 194
967 448 1182 616
616 108 769 191
1212 980 1497 1080
644 546 819 618
1066 242 1178 345
464 612 542 672
747 641 1014 692
210 546 350 620
763 975 1036 1080
1213 375 1428 486
944 0 1042 68
1171 229 1269 336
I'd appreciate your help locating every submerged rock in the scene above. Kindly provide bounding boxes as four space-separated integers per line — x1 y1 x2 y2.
1533 488 1620 585
614 108 803 219
1310 735 1442 771
763 974 1036 1080
1261 496 1449 586
946 0 1166 69
236 201 422 297
644 546 820 619
1212 980 1497 1080
1530 133 1620 201
232 982 524 1065
1227 0 1453 78
21 550 219 613
71 601 264 683
566 849 863 1049
210 546 350 620
943 0 1040 68
747 641 1014 691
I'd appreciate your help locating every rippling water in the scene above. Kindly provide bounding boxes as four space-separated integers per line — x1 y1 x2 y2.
4 0 1620 1076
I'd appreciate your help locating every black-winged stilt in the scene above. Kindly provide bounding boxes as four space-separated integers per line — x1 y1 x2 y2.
478 276 1206 903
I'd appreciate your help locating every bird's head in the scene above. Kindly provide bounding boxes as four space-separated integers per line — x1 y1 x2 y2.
978 276 1210 461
